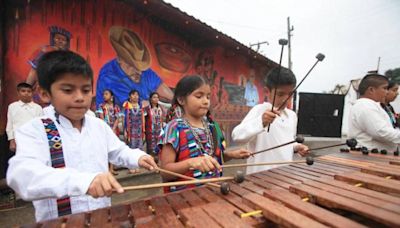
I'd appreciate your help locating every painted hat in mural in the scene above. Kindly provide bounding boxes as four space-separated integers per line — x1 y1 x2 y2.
109 26 151 71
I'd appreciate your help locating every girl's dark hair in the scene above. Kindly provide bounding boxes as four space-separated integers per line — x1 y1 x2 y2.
37 50 93 92
103 89 115 106
388 80 399 89
172 75 208 106
149 92 159 108
129 89 139 97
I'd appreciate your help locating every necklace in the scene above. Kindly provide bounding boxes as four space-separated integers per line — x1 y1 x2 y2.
183 118 214 156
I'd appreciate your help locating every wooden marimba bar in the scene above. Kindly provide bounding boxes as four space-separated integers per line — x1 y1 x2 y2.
20 151 400 227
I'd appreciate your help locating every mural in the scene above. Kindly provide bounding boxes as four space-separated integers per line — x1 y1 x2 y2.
1 0 271 143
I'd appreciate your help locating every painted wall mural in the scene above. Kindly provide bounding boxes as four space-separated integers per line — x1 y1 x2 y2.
2 0 271 143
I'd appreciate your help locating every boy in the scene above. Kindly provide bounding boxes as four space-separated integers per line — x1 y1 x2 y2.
6 83 43 152
232 67 309 174
7 51 157 222
348 73 400 152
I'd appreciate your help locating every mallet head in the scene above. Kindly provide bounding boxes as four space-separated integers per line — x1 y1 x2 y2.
306 156 314 165
220 182 230 195
346 138 358 148
295 135 305 143
316 53 325 62
279 39 288 45
233 171 245 183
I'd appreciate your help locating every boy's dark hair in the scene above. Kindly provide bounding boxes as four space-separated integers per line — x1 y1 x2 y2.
358 73 388 95
36 50 93 92
264 67 297 89
172 75 208 106
17 82 33 90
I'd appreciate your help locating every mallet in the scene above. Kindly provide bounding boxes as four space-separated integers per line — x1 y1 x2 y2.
267 39 288 132
277 53 325 111
251 135 304 156
222 157 314 169
122 171 245 195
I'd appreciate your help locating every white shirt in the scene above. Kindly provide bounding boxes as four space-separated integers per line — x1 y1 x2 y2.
348 98 400 151
43 104 96 117
6 109 147 222
232 102 298 174
6 100 43 140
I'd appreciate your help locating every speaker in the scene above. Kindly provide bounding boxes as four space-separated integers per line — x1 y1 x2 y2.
297 93 345 137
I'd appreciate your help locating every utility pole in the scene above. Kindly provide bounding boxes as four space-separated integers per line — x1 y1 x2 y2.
377 56 381 73
249 41 269 52
287 17 296 111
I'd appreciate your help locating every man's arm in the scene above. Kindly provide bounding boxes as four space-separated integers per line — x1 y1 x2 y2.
232 105 265 144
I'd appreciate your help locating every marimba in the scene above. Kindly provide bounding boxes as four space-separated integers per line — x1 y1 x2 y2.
20 151 400 227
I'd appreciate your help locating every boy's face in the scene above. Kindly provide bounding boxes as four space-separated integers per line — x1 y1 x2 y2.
266 84 295 110
17 87 33 103
40 73 92 123
372 83 389 103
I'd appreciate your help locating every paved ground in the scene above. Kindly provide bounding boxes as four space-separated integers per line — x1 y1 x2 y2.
0 138 342 227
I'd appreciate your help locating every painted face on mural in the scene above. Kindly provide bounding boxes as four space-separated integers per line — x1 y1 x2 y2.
17 87 33 103
118 58 142 83
266 84 295 110
41 73 92 127
53 33 68 49
180 84 211 119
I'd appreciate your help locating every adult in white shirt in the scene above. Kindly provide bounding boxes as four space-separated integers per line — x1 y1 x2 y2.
348 73 400 152
232 67 309 174
6 83 43 152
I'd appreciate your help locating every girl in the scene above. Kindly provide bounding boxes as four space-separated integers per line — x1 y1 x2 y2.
382 80 399 128
123 90 144 150
97 89 122 175
158 75 251 193
143 92 165 156
123 90 144 174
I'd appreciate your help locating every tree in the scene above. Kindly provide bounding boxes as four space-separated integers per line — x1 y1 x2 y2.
385 68 400 83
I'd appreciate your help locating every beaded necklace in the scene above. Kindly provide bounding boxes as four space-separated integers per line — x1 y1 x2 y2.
182 118 214 156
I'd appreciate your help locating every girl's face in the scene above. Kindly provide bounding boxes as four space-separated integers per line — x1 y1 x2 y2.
180 84 211 119
103 91 112 102
150 94 159 105
386 84 399 103
129 92 139 103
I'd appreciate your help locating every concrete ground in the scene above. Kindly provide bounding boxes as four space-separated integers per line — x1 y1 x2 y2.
0 137 342 227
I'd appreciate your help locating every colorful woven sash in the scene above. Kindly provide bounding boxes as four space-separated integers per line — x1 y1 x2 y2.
42 118 72 217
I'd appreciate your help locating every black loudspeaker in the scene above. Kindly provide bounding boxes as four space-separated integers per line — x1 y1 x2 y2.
297 93 345 137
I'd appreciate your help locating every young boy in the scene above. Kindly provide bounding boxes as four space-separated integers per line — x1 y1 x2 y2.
6 83 43 152
232 67 309 174
348 73 400 152
7 51 158 222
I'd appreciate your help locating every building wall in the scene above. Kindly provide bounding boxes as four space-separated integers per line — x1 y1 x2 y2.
1 0 271 144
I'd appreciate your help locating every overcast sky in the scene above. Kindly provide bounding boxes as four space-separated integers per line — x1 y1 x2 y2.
164 0 400 93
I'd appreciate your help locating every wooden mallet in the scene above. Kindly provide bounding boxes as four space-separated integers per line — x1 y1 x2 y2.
251 135 304 156
123 170 245 195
